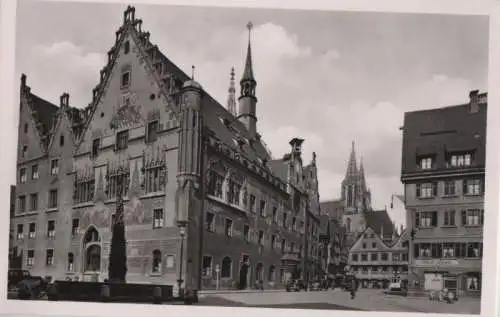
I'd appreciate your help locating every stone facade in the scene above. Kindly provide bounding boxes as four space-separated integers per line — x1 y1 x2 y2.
401 90 487 297
10 6 323 291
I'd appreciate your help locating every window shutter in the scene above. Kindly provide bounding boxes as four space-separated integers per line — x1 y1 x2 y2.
416 184 421 198
462 180 467 195
431 212 438 227
461 210 467 225
432 183 438 197
415 211 420 228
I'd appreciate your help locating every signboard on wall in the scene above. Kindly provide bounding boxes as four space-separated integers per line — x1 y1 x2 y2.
415 259 458 267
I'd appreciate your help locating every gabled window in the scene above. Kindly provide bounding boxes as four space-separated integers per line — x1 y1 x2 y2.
419 156 433 170
115 130 129 150
146 120 158 143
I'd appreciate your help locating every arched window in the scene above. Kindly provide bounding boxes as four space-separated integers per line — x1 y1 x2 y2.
83 227 99 244
268 265 276 282
85 245 101 271
67 252 74 272
152 250 162 273
221 256 232 278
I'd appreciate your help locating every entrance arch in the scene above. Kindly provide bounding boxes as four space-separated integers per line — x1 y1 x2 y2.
82 226 101 277
239 255 250 289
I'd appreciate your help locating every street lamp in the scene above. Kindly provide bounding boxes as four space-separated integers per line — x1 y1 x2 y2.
177 223 187 297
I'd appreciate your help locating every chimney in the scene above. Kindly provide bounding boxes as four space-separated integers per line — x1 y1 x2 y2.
21 74 27 88
469 90 479 114
289 138 304 158
60 93 69 108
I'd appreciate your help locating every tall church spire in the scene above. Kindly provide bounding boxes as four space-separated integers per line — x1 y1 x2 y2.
346 141 358 178
227 67 237 116
359 156 366 189
237 21 258 138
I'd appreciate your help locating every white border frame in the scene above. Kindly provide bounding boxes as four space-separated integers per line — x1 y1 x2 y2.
0 1 498 317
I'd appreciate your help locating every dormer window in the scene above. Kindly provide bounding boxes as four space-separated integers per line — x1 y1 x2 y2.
419 156 433 170
449 152 473 167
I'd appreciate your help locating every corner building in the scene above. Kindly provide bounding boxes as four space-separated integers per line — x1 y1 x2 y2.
401 90 487 297
12 6 321 291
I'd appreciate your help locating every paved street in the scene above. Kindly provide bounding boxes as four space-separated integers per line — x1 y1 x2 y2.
196 289 481 314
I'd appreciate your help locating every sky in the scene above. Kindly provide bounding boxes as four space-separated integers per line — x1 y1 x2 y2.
14 1 489 228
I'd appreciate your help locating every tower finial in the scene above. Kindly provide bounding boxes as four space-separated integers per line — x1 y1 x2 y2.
227 67 237 116
191 65 195 80
240 21 256 86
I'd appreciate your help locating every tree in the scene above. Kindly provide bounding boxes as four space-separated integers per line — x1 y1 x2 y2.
108 174 127 283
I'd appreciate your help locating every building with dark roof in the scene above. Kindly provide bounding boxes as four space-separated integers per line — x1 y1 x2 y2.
10 6 323 291
401 90 486 297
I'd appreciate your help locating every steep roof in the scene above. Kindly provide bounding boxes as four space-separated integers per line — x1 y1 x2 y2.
364 209 395 239
267 159 289 182
401 95 487 176
320 199 343 219
27 93 59 136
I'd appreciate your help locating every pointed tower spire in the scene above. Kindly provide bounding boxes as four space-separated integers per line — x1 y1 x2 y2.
227 67 237 116
237 21 258 138
346 141 358 178
241 21 255 85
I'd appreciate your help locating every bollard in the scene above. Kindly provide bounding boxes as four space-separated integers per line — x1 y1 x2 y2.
101 284 110 303
47 284 58 301
153 286 162 304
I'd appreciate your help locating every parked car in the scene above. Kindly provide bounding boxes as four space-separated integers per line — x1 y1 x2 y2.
286 279 306 292
8 269 31 290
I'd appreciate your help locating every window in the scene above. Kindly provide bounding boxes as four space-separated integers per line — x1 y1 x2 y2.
24 123 28 134
351 254 358 262
249 195 256 213
22 145 28 158
258 230 264 247
281 239 286 252
442 243 455 258
74 178 95 204
272 207 278 223
143 162 165 193
271 235 276 249
259 200 266 217
207 170 224 198
50 159 59 176
362 243 366 249
467 274 481 291
153 209 164 228
221 256 232 278
450 153 472 167
91 139 100 158
283 212 288 228
20 168 27 183
292 217 297 231
226 179 242 205
30 193 38 211
152 250 162 273
467 243 482 258
115 130 129 150
48 189 58 208
166 255 175 268
47 220 55 238
59 135 65 147
46 249 54 266
381 253 389 261
67 253 74 272
443 210 456 226
464 179 481 195
16 224 23 240
121 70 131 89
416 183 437 198
205 212 215 232
31 164 39 180
393 253 400 262
371 253 378 261
268 265 276 282
418 243 431 257
27 250 35 267
419 157 433 169
372 242 376 248
361 253 368 261
28 222 36 239
71 218 80 236
224 219 233 237
443 180 456 196
243 225 250 242
416 211 437 228
202 256 212 277
461 209 484 226
18 196 26 213
106 170 130 199
124 41 130 54
146 120 158 143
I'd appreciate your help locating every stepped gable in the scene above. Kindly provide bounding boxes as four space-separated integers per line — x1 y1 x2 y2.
363 209 394 239
75 6 271 164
